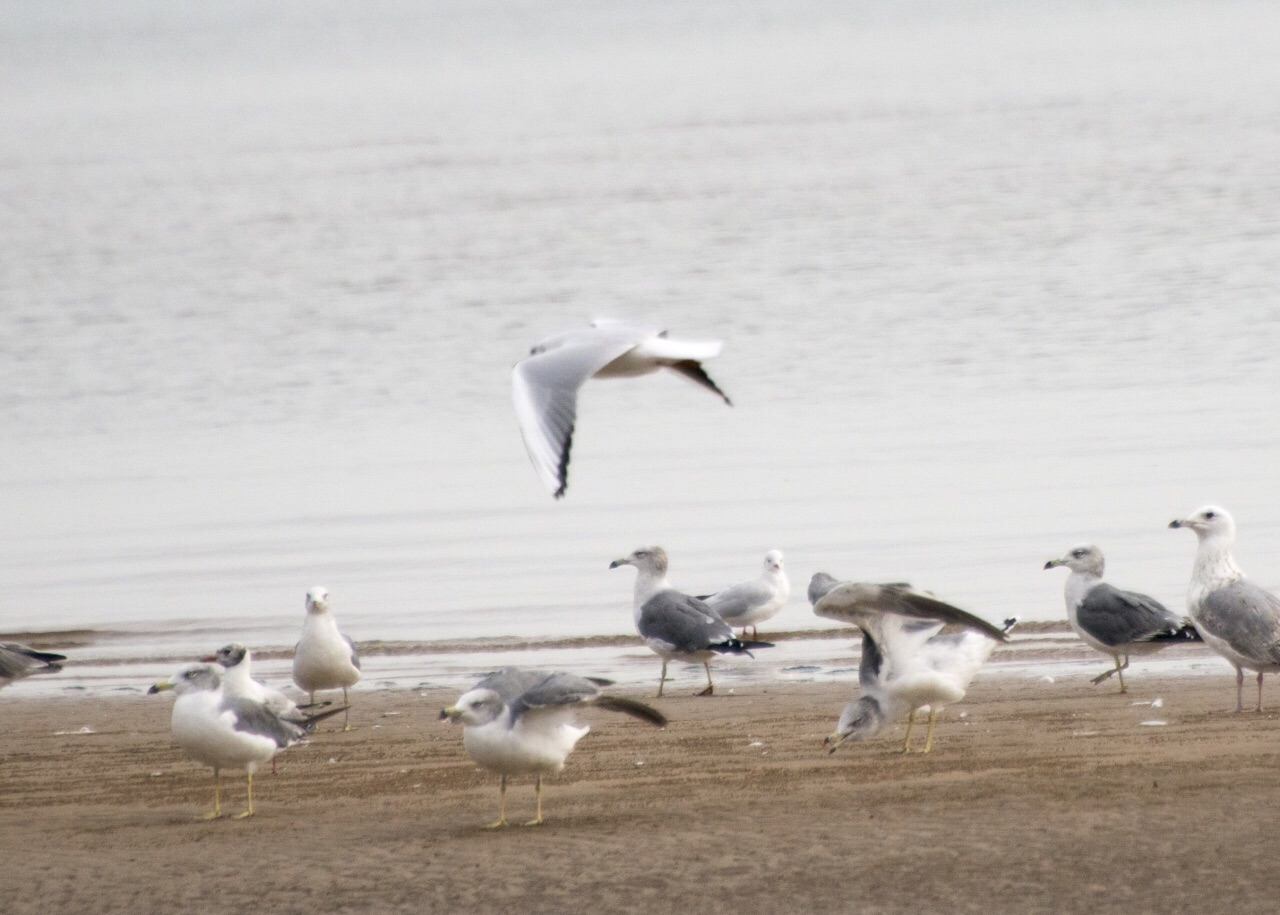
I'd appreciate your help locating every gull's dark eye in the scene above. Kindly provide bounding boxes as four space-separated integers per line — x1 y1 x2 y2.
1205 511 1216 520
1072 549 1084 558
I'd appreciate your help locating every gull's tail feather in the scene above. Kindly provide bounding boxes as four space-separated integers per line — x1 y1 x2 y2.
592 696 668 727
296 699 333 711
300 705 350 732
710 638 774 657
1002 617 1019 635
1147 624 1201 643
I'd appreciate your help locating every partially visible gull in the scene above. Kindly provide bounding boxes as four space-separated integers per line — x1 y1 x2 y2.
1 642 65 688
206 643 332 774
1045 544 1199 692
810 572 1013 754
292 586 361 730
699 549 790 639
441 670 667 827
610 546 772 697
149 663 342 818
512 319 732 499
1170 505 1280 712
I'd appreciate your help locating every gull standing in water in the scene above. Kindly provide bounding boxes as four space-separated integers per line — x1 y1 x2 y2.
512 320 732 498
149 663 340 818
610 546 772 697
1 642 65 688
1044 544 1199 692
441 670 666 827
292 587 361 730
809 572 1013 754
1170 506 1280 712
699 550 790 639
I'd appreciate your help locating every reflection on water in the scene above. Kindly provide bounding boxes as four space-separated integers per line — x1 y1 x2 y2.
2 2 1279 672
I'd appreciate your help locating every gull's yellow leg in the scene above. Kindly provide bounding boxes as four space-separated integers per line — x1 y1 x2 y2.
342 687 351 731
484 775 508 829
901 710 916 754
922 709 938 754
199 769 223 820
524 776 544 827
657 660 667 698
234 772 256 819
697 662 714 696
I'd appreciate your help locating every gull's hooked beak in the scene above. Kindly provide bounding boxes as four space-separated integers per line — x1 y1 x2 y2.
199 655 217 663
823 733 845 755
608 557 632 570
440 706 461 722
1044 558 1064 570
148 680 175 695
1169 519 1186 529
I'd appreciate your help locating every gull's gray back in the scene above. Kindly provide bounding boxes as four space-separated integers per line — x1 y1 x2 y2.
638 590 732 651
1077 583 1183 647
1198 580 1280 665
223 694 307 747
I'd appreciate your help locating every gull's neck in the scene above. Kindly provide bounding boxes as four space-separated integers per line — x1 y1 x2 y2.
1189 532 1244 607
224 659 254 692
632 567 670 617
1064 570 1103 613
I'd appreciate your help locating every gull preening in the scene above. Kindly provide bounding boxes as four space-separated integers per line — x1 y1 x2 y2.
292 587 361 730
0 642 65 688
441 669 667 827
1170 506 1280 712
699 549 790 639
149 662 342 818
1045 545 1200 692
610 546 772 697
512 320 732 498
809 572 1012 754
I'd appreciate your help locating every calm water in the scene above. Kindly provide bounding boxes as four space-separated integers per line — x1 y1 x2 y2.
2 1 1279 679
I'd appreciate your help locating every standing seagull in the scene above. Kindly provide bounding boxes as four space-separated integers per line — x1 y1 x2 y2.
699 550 790 639
1170 506 1280 712
149 663 339 818
1045 545 1200 692
512 320 732 499
1 642 65 688
292 587 361 730
441 670 667 827
610 546 772 697
810 572 1012 754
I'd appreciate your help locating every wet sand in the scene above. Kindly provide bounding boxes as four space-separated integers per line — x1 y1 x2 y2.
5 670 1280 914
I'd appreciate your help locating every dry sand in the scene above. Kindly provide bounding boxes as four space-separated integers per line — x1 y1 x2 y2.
4 670 1280 914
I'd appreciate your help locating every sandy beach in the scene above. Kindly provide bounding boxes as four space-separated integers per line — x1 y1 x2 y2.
6 667 1280 914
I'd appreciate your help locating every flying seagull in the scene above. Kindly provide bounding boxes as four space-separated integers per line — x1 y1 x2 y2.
698 549 790 639
1 642 65 688
512 320 731 498
441 670 666 827
292 586 361 730
1045 544 1199 692
610 546 772 697
1170 505 1280 712
810 572 1012 754
149 662 343 818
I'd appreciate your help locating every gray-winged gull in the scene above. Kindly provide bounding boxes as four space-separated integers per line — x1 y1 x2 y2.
149 662 342 818
1044 544 1200 692
292 586 361 730
699 549 790 639
610 546 772 697
809 572 1013 754
441 670 666 827
1170 505 1280 712
1 642 65 688
512 319 732 499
